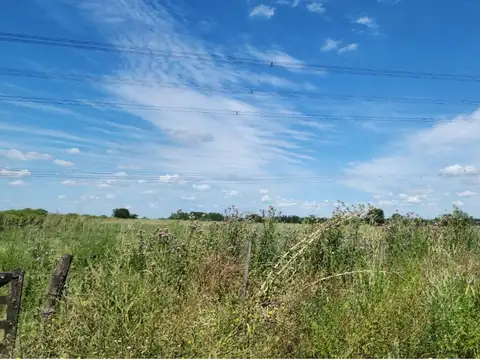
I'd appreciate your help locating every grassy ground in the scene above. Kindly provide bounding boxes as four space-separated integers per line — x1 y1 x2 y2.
2 209 480 358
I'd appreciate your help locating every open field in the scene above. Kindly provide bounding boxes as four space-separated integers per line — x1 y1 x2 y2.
2 210 480 358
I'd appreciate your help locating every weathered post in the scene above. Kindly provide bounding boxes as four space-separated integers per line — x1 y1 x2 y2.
0 270 24 358
43 254 73 319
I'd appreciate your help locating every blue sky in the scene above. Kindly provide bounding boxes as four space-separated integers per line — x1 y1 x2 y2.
1 0 480 218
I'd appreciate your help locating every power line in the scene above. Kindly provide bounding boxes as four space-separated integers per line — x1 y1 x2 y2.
0 94 463 124
1 67 479 106
0 167 468 182
1 31 480 83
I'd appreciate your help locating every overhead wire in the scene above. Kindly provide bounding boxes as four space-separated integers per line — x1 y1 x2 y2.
0 167 471 183
2 31 480 82
1 67 479 106
0 94 470 124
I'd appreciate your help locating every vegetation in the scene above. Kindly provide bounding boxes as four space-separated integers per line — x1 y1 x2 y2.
2 204 480 357
112 207 138 219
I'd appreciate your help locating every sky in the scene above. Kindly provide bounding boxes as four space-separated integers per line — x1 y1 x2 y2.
1 0 480 218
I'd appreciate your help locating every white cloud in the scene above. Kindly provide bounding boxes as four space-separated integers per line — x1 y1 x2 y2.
67 147 81 154
260 189 269 194
378 200 394 207
338 43 358 54
25 0 338 216
276 0 301 6
9 180 25 186
342 108 480 215
192 183 211 191
453 200 464 207
113 171 128 177
0 168 31 178
406 196 422 204
222 189 240 197
1 149 51 161
356 16 378 29
306 2 325 14
58 195 66 199
159 174 182 183
137 179 146 184
275 197 297 207
61 179 77 185
182 195 196 201
249 4 275 18
105 194 115 199
245 46 323 75
440 164 478 177
54 159 74 167
378 0 401 4
457 190 476 197
97 183 111 188
321 38 340 52
261 194 271 203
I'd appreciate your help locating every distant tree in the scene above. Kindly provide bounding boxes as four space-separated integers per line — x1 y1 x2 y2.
303 215 318 225
130 213 139 219
365 207 385 225
112 208 131 219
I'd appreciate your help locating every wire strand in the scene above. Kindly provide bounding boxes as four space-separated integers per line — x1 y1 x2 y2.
0 94 470 124
2 32 480 82
1 67 479 106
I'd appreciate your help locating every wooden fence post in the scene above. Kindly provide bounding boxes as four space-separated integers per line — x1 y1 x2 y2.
43 254 73 319
0 270 24 358
242 238 253 298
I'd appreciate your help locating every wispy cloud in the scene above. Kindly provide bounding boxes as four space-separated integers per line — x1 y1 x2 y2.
182 195 197 201
355 16 379 32
341 108 480 214
193 183 211 191
249 4 275 18
9 180 25 186
276 0 300 7
378 0 401 4
54 159 74 167
306 2 325 14
1 149 52 161
321 38 340 52
457 190 476 197
67 147 81 154
338 43 358 54
0 168 31 178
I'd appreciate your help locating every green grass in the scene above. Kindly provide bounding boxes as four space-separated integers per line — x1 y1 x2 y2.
2 209 480 358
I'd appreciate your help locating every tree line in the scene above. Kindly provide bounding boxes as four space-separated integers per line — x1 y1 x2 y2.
2 206 479 227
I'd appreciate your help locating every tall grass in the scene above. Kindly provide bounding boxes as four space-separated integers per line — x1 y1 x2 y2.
1 206 480 357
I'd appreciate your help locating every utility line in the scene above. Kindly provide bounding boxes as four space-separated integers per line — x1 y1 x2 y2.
1 31 480 82
1 67 479 106
0 168 470 182
0 94 466 124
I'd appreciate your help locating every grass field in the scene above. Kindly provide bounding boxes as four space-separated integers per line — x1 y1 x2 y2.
2 207 480 358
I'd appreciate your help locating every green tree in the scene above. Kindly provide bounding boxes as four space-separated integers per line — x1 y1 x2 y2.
112 208 131 219
365 207 385 225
